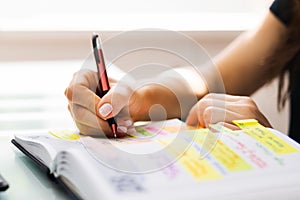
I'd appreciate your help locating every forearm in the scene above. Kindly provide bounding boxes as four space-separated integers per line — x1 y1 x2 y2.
214 11 287 96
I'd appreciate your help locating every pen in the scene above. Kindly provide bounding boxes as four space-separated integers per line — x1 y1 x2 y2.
92 33 118 138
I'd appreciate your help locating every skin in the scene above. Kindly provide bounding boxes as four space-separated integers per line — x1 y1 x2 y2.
65 10 288 136
186 11 287 128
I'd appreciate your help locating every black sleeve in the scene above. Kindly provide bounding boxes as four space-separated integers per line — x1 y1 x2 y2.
270 0 293 25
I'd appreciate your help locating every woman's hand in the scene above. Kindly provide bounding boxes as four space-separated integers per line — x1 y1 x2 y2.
186 93 272 129
65 69 142 137
65 69 183 137
64 69 125 137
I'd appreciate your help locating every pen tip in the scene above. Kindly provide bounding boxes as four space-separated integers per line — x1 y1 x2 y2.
111 124 117 138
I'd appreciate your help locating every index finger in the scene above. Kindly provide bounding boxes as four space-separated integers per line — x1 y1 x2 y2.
65 69 100 114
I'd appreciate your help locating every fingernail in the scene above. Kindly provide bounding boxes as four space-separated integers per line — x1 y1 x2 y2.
124 120 133 127
99 103 113 118
117 126 127 133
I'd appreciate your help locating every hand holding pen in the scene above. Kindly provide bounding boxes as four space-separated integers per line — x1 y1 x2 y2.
92 34 118 137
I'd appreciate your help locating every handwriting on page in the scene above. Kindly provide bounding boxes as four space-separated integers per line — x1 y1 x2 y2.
211 140 252 172
209 123 240 136
110 175 144 192
158 126 253 181
194 132 252 172
233 119 298 155
159 138 222 181
225 135 268 168
180 148 222 180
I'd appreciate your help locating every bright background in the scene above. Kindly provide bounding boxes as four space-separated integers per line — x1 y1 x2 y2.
0 0 272 31
0 0 288 134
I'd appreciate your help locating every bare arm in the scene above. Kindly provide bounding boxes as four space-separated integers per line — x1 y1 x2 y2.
215 11 287 95
185 11 290 128
164 11 288 102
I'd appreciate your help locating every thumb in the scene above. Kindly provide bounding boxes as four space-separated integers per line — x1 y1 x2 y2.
97 84 133 120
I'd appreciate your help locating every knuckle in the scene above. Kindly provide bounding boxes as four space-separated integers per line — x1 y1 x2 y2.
64 86 73 101
204 93 214 99
203 106 215 120
205 93 220 100
75 69 97 88
198 98 213 111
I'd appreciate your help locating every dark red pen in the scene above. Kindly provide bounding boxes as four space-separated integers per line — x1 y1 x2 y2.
92 33 118 138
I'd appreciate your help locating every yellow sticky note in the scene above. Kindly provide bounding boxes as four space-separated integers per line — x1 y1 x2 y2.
159 138 221 181
179 147 222 181
212 140 252 172
233 119 298 155
193 133 252 172
49 130 80 140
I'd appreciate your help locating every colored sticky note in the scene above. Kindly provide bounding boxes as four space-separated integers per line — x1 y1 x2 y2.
49 130 80 140
233 119 298 155
194 133 252 172
159 138 221 181
135 127 153 136
179 147 222 181
211 140 252 172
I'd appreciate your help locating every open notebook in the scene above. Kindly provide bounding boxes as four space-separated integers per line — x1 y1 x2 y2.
0 173 9 192
12 119 300 200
